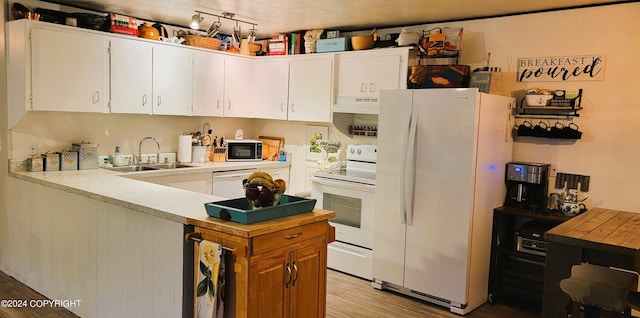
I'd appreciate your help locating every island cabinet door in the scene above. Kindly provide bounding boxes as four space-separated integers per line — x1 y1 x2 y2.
289 241 326 318
248 235 327 318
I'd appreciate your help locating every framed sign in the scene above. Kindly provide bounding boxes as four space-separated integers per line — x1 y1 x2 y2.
517 55 605 82
305 125 328 161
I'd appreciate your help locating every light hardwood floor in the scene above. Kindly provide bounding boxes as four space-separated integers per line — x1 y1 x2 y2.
0 269 538 317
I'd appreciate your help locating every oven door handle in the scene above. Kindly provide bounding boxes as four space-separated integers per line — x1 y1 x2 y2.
311 177 375 192
402 114 418 226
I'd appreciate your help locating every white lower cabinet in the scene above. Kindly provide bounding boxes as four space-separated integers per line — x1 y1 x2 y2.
30 26 108 113
3 178 184 318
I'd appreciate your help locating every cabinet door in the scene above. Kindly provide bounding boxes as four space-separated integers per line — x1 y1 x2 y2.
152 45 193 115
336 56 369 99
193 50 224 117
31 27 107 112
289 242 325 318
337 54 403 100
248 253 288 318
109 38 153 114
223 56 252 118
366 55 402 98
251 59 289 120
288 57 333 122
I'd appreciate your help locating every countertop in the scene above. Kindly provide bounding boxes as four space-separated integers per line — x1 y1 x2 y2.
9 160 295 227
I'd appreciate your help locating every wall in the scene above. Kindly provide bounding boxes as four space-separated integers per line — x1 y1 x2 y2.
348 3 639 212
1 0 9 269
5 2 640 211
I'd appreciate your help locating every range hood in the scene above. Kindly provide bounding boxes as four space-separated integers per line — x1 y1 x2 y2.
332 97 380 115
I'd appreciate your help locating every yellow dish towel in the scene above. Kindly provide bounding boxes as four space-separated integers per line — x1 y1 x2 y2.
196 240 225 318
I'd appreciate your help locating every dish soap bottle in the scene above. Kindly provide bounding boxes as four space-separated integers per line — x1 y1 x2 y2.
113 146 124 167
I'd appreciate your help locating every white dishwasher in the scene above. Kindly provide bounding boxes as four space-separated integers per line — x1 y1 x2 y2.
212 169 257 199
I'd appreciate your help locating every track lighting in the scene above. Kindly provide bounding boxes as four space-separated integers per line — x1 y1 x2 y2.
190 13 203 29
188 10 257 38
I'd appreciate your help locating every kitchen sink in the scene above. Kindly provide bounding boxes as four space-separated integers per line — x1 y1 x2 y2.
104 163 195 172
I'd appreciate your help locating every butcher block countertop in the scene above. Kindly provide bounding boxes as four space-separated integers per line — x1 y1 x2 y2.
545 207 640 259
7 160 337 233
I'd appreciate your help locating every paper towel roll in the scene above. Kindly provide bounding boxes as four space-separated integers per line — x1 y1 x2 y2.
178 135 192 163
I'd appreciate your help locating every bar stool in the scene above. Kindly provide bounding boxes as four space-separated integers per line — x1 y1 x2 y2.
560 263 638 318
629 291 640 311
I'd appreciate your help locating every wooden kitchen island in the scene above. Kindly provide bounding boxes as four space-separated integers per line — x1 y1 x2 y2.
188 210 335 318
542 207 640 317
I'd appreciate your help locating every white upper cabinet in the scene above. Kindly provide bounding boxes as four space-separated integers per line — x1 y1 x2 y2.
192 50 225 117
31 26 108 113
288 55 333 122
223 55 252 118
251 58 290 120
109 38 153 114
152 45 193 116
334 47 410 114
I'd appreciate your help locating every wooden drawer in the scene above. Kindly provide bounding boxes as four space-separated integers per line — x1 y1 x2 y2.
252 222 326 256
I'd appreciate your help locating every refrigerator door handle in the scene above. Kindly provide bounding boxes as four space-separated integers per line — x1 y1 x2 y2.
402 114 418 226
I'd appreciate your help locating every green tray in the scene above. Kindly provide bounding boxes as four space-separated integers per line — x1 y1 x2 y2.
204 195 317 224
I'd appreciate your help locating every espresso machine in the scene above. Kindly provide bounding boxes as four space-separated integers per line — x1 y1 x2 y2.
504 162 550 211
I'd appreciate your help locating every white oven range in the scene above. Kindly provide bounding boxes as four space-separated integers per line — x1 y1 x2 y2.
311 144 377 280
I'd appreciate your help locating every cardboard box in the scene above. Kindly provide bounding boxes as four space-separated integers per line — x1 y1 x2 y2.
316 37 349 53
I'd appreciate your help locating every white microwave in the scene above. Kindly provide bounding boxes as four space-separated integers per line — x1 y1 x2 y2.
226 139 263 161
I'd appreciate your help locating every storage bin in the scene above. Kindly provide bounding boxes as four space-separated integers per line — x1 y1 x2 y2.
42 152 60 171
58 150 78 171
27 156 44 172
72 142 99 170
316 37 349 52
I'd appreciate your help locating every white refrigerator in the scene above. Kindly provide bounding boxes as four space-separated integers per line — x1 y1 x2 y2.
372 88 514 315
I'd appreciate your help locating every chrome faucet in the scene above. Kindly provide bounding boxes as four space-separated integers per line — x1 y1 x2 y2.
138 137 160 164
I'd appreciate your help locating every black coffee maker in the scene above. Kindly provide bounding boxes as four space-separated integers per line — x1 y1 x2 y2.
504 162 550 211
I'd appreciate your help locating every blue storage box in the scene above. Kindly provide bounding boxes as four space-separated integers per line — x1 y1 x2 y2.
316 37 349 52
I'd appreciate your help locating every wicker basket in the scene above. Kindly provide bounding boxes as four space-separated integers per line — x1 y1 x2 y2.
182 36 222 50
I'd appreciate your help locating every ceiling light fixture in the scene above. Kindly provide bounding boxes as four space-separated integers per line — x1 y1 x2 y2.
190 13 203 29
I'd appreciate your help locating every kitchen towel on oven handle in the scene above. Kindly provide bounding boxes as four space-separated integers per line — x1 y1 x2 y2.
196 240 225 318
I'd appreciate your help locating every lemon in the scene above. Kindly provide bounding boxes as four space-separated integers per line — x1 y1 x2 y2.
200 241 219 267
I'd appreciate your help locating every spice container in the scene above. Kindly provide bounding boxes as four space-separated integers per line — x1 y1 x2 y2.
58 150 78 171
72 142 99 170
42 152 60 171
27 156 44 172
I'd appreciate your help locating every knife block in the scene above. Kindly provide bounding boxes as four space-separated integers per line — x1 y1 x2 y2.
211 147 226 162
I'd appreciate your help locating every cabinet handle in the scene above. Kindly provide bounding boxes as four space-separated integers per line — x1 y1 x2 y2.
360 83 366 93
157 96 161 107
285 232 302 240
280 103 284 112
290 103 295 112
292 261 299 287
92 91 100 104
228 101 231 110
217 100 220 109
285 262 292 288
369 83 375 92
142 94 147 106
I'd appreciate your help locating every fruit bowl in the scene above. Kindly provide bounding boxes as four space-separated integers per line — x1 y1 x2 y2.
242 175 286 209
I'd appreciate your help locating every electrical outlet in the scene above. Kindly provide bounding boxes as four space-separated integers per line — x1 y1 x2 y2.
159 152 176 163
550 163 560 177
